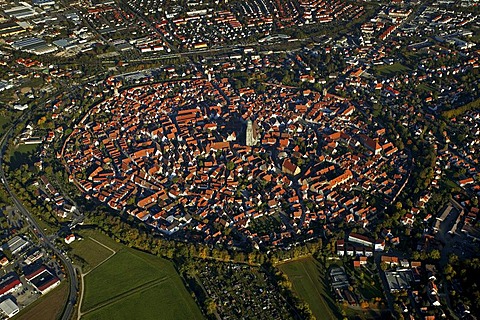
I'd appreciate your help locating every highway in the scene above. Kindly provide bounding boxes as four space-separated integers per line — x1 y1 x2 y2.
0 122 77 320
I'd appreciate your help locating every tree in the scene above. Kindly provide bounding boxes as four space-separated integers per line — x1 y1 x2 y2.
429 249 441 260
380 262 388 271
226 161 235 171
444 264 455 280
395 202 402 211
205 298 217 316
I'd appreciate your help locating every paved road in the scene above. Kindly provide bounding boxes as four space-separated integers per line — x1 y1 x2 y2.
0 123 77 320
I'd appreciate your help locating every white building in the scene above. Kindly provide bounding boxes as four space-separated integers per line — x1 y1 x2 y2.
64 234 75 244
0 299 19 318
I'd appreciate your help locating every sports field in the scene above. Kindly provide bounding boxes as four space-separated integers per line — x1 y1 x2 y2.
76 230 204 320
278 257 342 320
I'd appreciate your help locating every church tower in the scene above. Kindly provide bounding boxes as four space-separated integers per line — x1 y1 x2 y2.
246 119 258 146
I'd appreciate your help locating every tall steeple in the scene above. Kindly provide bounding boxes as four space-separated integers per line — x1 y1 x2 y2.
246 119 258 146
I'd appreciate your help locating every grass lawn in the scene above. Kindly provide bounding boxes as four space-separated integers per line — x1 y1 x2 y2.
355 270 383 301
22 77 44 89
16 281 69 320
0 116 9 135
82 249 168 311
77 228 124 252
83 278 203 320
9 143 39 169
342 263 383 301
78 230 203 320
417 83 436 93
360 281 383 300
34 217 57 235
15 144 39 154
439 177 461 193
374 63 410 76
278 257 342 320
250 214 283 234
69 237 113 272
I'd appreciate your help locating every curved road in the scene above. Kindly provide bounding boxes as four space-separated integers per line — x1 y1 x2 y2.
0 123 77 320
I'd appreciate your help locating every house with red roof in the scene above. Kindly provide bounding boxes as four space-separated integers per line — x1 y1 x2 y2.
282 159 300 175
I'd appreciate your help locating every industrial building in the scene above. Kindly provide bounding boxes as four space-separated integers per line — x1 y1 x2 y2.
25 266 60 295
11 37 57 55
3 236 29 255
0 273 22 297
0 299 19 318
385 270 414 293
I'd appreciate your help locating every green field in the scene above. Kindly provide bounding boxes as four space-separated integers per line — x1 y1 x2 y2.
78 230 204 320
83 279 202 320
15 143 39 154
82 249 169 311
278 257 341 320
374 63 410 76
69 237 113 272
76 229 124 251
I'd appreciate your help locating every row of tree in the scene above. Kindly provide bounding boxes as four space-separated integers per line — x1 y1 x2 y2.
442 97 480 119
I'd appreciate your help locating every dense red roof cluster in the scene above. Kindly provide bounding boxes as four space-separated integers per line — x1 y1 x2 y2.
62 78 408 247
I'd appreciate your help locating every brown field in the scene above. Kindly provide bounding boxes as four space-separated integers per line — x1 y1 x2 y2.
15 281 69 320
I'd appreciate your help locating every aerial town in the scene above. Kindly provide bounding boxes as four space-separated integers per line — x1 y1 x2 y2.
61 77 409 249
0 0 478 319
